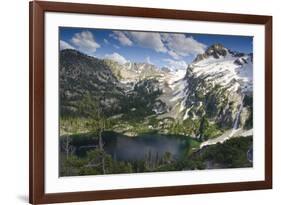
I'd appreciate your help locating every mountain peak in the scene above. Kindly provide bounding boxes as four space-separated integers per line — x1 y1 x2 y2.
204 43 228 58
193 43 229 63
206 43 227 54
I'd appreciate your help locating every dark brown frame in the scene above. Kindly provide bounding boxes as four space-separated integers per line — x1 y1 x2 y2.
29 1 272 204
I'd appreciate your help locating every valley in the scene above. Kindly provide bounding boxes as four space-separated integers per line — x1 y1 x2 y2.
59 43 253 176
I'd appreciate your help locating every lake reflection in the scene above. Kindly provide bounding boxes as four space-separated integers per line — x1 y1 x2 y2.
102 132 189 161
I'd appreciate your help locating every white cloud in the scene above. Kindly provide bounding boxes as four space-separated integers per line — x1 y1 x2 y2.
163 59 188 71
71 31 100 55
110 31 206 60
60 40 75 50
168 50 180 60
146 56 152 64
111 31 133 46
104 52 128 65
111 31 167 53
129 32 167 53
162 34 206 59
113 44 120 49
104 39 109 45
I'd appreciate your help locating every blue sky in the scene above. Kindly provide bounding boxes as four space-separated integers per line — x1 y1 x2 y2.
60 27 253 69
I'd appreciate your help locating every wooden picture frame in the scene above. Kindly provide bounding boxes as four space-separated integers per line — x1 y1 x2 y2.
29 1 272 204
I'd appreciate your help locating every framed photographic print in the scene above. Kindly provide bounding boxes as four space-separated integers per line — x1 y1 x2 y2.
29 1 272 204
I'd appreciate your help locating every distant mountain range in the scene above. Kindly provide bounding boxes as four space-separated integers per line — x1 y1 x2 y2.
59 43 253 137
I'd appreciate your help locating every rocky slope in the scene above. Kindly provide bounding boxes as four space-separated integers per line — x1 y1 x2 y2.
59 49 126 117
60 49 163 118
162 44 253 138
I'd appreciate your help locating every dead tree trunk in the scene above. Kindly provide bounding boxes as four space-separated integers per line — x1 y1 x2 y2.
62 135 72 160
97 116 106 174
